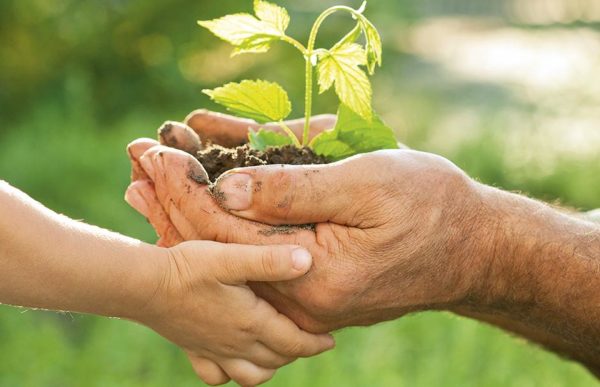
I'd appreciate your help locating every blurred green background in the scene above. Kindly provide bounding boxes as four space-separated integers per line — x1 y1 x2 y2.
1 0 599 386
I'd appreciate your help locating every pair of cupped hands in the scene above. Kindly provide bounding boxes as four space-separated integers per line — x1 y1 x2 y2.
125 109 484 386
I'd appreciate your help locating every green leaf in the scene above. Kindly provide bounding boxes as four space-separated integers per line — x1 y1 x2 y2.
341 2 382 75
254 0 290 33
197 14 278 49
198 1 289 55
310 104 398 161
248 128 294 151
231 39 272 56
203 80 292 123
317 43 372 121
359 17 382 74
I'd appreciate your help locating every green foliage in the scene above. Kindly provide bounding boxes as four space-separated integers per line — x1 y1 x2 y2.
253 0 290 35
248 128 294 150
359 17 383 74
311 105 398 161
198 0 394 158
203 80 291 123
197 0 289 56
317 42 372 121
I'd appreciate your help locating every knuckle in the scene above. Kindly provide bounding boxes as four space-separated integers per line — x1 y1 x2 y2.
239 314 259 335
268 171 295 212
222 343 237 354
220 257 240 280
282 339 306 356
259 250 281 276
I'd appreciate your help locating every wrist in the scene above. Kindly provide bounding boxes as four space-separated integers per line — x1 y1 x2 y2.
456 184 600 315
457 184 543 312
113 243 170 322
432 178 501 309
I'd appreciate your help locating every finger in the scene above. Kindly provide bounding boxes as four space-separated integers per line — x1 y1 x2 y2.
141 145 317 246
127 138 159 181
140 144 209 186
219 358 276 387
212 153 384 225
244 342 295 369
188 354 231 386
215 244 313 284
125 180 184 246
249 282 329 334
184 109 336 147
157 121 202 155
258 307 335 357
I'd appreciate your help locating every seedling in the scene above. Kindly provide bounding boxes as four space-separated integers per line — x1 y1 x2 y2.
199 0 398 161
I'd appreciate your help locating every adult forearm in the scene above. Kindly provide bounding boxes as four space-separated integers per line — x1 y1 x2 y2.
0 181 164 318
456 184 600 371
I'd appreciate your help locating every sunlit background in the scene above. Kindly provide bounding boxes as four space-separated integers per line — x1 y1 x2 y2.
1 0 599 386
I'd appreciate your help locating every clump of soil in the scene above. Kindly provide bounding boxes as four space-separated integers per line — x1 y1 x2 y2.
196 144 328 182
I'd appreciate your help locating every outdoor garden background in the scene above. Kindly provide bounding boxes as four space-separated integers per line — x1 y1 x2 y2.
1 0 600 385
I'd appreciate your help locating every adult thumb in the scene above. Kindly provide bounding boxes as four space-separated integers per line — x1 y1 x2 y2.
212 156 372 225
218 244 313 284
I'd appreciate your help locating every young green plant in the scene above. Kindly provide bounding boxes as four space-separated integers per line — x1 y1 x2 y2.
199 0 398 161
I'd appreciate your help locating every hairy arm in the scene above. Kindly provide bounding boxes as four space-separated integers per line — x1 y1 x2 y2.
455 184 600 375
0 180 164 317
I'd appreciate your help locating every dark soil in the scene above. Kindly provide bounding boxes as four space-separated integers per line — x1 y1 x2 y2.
196 144 328 182
197 144 328 236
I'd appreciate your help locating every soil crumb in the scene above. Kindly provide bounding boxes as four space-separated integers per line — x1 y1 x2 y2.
196 144 328 182
258 224 316 236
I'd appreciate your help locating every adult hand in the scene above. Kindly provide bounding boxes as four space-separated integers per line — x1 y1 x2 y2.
126 112 600 375
125 117 485 333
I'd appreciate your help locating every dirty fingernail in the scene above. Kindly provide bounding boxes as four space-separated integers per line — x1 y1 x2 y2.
216 173 252 210
158 121 202 155
125 187 149 217
292 248 312 271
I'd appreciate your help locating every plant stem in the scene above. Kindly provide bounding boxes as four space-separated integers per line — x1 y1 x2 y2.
302 5 366 146
280 36 307 53
302 57 313 146
277 121 301 147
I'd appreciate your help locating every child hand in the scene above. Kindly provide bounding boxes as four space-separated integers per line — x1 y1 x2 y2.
135 241 335 386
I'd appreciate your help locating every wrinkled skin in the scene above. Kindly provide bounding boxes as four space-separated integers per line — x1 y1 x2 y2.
125 111 487 334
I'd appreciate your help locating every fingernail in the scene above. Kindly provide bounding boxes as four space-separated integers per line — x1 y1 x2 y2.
216 173 252 210
292 248 312 271
125 187 149 217
158 121 202 155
